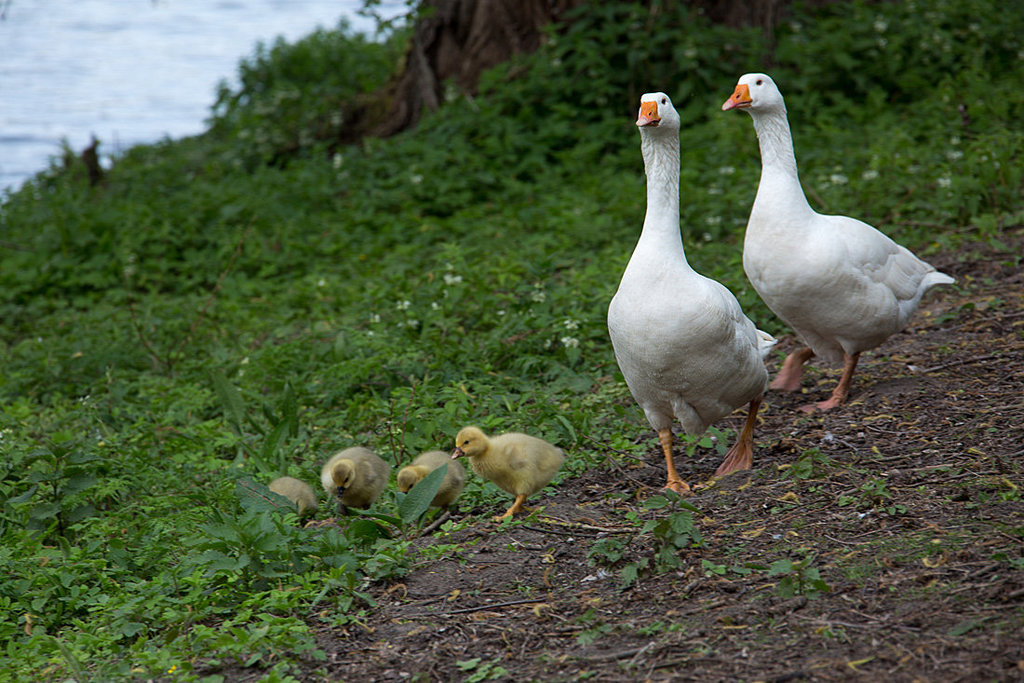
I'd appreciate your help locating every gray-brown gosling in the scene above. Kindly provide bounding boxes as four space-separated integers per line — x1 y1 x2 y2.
396 450 466 509
268 476 318 516
320 447 391 512
451 426 564 521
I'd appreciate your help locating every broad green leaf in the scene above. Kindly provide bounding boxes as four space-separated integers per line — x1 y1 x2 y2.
398 464 447 525
211 370 246 436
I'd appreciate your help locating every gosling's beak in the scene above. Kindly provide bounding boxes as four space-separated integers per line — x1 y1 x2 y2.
335 486 346 497
636 101 660 127
451 447 465 459
722 83 751 111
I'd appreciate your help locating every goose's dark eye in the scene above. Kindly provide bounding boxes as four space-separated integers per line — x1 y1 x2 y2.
661 97 667 104
756 79 763 86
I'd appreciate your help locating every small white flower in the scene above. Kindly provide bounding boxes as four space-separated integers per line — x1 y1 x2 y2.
396 300 411 310
443 273 463 285
829 173 848 185
561 336 579 349
369 313 381 323
531 290 547 303
431 302 440 310
873 18 888 32
877 37 888 48
862 169 880 181
410 174 423 185
332 153 344 169
407 319 420 328
950 135 961 146
718 166 735 175
316 278 326 287
563 318 580 331
683 47 698 60
707 186 723 195
705 215 722 226
367 330 375 337
937 176 952 188
240 357 250 365
497 309 506 316
947 150 963 161
702 232 713 242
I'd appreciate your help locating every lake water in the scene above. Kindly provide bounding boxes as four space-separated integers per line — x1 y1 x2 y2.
0 0 399 194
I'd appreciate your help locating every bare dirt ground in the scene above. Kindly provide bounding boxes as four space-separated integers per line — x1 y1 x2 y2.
300 230 1023 682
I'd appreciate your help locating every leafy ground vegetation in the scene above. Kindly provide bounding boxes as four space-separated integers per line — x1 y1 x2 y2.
0 1 1021 680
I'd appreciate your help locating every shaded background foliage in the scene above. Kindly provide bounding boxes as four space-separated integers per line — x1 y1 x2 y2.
0 0 1021 678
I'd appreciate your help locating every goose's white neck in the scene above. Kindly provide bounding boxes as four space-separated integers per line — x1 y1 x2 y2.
749 107 814 219
638 130 687 262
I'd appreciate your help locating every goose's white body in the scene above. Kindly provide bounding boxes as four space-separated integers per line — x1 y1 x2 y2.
608 92 771 489
724 73 953 408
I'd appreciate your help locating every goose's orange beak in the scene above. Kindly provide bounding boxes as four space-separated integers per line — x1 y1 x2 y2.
637 101 660 127
722 83 751 111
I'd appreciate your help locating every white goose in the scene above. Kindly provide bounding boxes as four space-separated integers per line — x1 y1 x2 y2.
723 73 954 411
608 92 775 492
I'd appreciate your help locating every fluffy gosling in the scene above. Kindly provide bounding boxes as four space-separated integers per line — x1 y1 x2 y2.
396 450 466 509
320 447 391 512
451 426 563 521
268 476 318 516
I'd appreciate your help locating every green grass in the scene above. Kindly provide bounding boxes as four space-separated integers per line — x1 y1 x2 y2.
0 0 1022 678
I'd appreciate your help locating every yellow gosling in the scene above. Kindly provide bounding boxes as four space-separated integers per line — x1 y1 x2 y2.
268 476 318 516
451 426 563 521
396 450 466 509
320 447 391 511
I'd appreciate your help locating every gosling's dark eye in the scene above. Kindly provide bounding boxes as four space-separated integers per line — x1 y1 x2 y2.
756 79 763 85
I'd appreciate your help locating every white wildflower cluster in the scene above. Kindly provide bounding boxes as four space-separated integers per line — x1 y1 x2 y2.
947 150 963 161
443 273 463 285
718 166 735 175
396 300 411 311
705 215 722 227
332 153 344 169
530 287 547 303
316 278 326 288
410 173 423 185
828 173 849 185
560 336 580 349
123 252 137 279
562 318 580 331
862 169 880 181
369 313 381 324
937 177 952 188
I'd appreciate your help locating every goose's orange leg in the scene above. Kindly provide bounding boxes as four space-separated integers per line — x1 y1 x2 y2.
715 396 762 476
659 429 691 494
770 346 815 392
800 352 860 413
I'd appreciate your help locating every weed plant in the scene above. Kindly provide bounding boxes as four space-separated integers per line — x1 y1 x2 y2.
0 0 1021 677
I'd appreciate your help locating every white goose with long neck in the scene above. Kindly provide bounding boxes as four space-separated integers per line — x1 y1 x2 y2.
608 92 772 493
723 73 954 412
